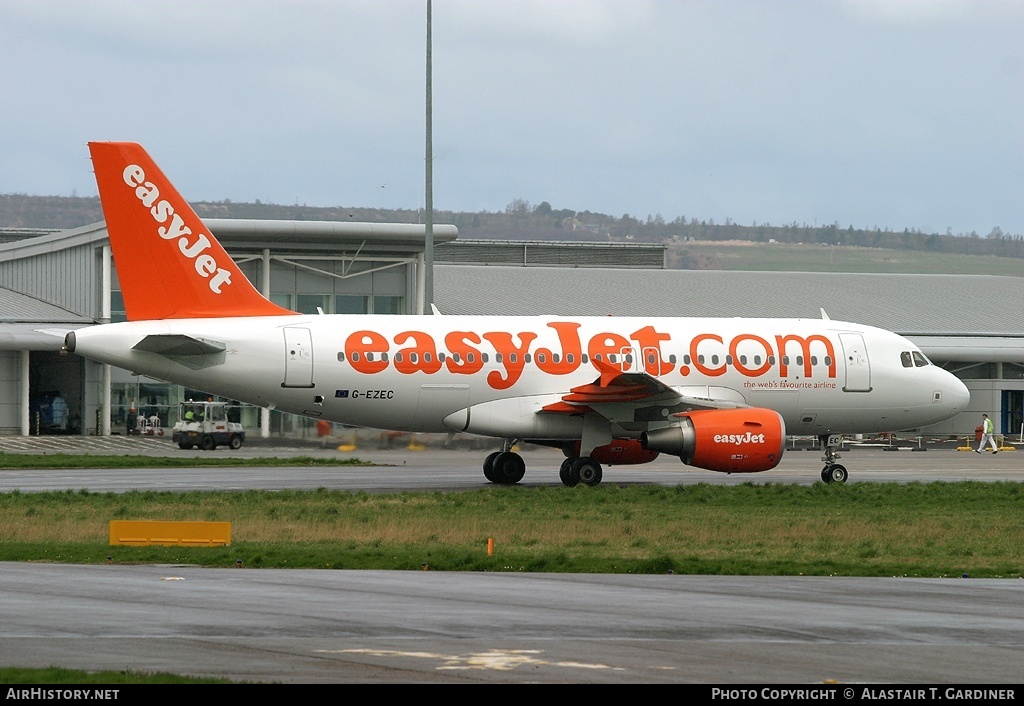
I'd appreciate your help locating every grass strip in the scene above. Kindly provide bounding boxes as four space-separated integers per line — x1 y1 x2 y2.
0 454 369 470
0 667 232 684
1 481 1021 577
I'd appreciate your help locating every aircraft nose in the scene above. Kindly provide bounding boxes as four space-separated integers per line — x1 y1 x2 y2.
945 374 971 412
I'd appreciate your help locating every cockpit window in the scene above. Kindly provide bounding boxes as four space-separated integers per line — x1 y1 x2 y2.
900 351 913 368
912 351 930 367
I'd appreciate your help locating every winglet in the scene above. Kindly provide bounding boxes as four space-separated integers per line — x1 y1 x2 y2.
820 308 831 320
88 142 294 320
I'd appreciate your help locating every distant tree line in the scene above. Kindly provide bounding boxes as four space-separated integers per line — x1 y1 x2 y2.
1 193 1021 260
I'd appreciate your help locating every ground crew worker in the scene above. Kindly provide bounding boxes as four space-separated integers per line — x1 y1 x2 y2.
975 413 999 454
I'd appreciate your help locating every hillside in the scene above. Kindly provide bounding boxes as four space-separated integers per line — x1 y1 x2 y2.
1 193 1021 275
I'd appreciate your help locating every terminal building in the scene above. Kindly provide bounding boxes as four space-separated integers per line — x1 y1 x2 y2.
0 221 1020 441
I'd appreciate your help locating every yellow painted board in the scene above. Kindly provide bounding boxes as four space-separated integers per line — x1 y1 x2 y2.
110 520 231 546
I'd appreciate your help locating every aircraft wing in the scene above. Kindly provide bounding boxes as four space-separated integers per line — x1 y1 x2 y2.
539 357 748 433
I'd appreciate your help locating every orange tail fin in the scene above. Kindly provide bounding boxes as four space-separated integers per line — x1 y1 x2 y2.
89 141 294 320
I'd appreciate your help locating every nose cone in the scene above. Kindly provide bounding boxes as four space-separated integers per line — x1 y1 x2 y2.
947 374 971 414
935 368 971 420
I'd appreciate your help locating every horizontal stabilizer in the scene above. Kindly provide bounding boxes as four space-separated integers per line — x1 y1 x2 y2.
133 334 226 357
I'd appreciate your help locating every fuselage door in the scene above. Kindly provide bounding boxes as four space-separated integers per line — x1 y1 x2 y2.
618 346 639 373
283 327 314 388
839 332 871 392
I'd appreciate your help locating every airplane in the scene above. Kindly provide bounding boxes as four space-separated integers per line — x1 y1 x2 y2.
64 142 971 486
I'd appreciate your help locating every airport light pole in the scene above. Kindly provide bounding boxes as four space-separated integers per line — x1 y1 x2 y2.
424 0 434 314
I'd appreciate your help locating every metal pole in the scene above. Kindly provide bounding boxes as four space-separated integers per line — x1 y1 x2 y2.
424 0 434 314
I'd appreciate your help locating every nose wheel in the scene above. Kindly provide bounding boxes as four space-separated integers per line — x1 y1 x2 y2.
821 464 848 484
819 434 849 484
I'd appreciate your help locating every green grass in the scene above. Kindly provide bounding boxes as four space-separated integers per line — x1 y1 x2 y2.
674 240 1024 276
0 454 369 470
0 667 232 684
2 482 1022 578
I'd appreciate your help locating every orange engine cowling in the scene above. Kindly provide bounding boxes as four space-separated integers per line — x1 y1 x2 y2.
640 407 785 473
569 439 660 466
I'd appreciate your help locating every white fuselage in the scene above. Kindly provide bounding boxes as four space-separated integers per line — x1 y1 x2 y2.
70 314 970 438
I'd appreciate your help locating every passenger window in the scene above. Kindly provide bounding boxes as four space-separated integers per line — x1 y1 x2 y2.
337 352 345 362
537 353 546 363
901 352 913 368
351 351 360 362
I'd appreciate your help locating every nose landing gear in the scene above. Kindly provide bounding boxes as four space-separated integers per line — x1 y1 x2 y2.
820 434 849 484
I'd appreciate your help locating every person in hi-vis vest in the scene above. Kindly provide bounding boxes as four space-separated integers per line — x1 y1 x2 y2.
975 413 999 454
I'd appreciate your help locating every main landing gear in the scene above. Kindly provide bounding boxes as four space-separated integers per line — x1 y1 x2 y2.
482 440 604 487
558 455 603 487
819 434 849 484
483 447 526 485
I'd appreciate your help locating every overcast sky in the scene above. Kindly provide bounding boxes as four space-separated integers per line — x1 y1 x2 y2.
1 0 1021 236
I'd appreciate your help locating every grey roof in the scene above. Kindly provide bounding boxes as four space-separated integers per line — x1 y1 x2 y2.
0 219 459 262
0 286 93 324
434 266 1024 338
206 219 457 255
436 239 665 268
0 286 94 350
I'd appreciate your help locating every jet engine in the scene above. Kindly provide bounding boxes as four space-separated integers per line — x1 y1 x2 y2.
640 407 785 473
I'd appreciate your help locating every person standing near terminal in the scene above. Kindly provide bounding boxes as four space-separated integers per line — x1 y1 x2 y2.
975 413 999 454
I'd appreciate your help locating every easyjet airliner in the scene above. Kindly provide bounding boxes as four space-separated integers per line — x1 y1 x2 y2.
64 142 970 485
